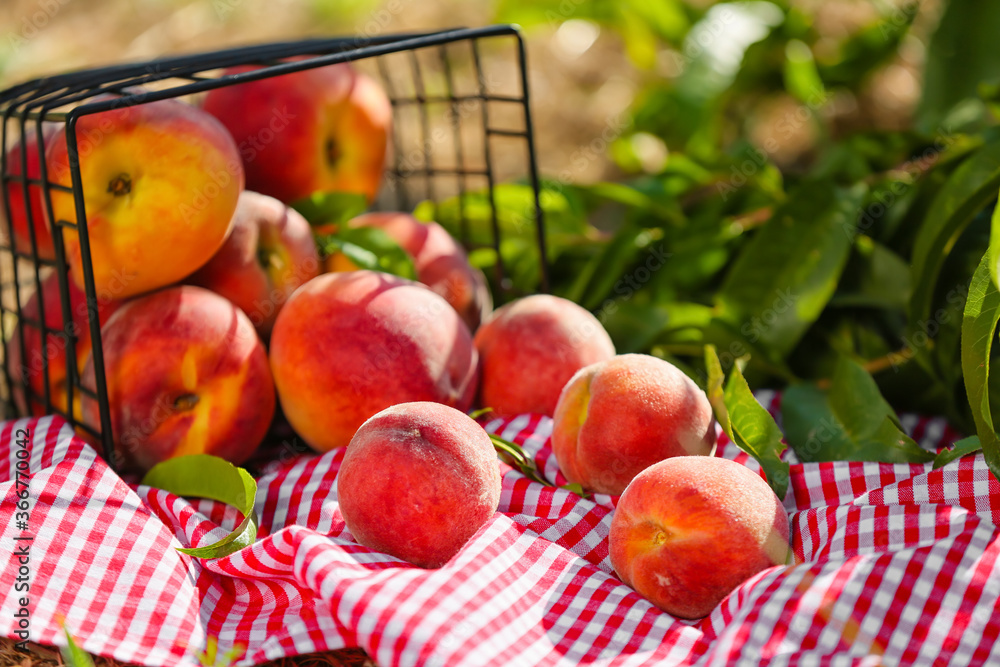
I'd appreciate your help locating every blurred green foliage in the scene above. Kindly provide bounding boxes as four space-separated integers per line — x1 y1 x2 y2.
443 0 1000 472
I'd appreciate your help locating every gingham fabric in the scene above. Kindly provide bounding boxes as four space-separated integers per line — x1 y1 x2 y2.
2 391 1000 666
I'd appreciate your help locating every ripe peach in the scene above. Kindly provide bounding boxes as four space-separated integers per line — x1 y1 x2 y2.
609 456 790 619
2 124 58 259
202 63 391 204
552 354 716 495
45 98 243 299
337 401 502 568
188 191 320 337
473 294 615 417
7 271 121 416
269 271 478 452
81 285 275 472
326 212 492 330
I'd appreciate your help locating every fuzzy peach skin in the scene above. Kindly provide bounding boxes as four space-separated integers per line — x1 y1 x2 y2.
325 212 492 330
188 191 320 338
81 285 275 472
609 456 790 619
202 63 391 204
337 401 502 568
45 98 243 299
7 271 121 417
269 271 478 452
2 124 58 259
551 354 716 495
473 294 615 417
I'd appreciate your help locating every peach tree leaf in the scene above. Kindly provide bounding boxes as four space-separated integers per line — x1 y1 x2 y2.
961 254 1000 482
61 626 95 667
141 454 258 559
721 358 789 500
315 226 417 281
782 357 934 464
932 435 982 470
991 186 1000 293
704 344 733 442
488 432 552 487
909 140 1000 366
291 191 368 226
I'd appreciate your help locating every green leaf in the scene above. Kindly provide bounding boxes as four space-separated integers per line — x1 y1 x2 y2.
715 181 867 358
932 435 982 469
990 193 1000 293
141 454 259 559
290 191 368 226
61 627 95 667
196 635 245 667
784 40 825 106
488 432 551 487
317 226 417 281
601 301 675 355
831 236 911 309
782 356 934 464
415 183 588 248
961 254 1000 481
704 344 732 442
909 141 1000 341
917 0 1000 134
720 351 789 500
818 4 916 87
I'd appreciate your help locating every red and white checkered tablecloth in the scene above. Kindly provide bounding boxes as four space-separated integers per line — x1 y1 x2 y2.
2 391 1000 666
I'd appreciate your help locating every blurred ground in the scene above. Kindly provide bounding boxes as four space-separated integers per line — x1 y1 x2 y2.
0 0 940 184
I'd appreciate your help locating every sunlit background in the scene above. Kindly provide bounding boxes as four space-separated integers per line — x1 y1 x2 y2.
0 0 939 183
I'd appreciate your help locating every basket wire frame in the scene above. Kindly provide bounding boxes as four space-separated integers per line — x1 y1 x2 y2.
0 25 548 470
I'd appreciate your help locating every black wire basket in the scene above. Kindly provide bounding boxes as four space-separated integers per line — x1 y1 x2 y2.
0 24 548 469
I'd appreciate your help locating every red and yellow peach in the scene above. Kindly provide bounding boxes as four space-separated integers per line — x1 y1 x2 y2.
609 456 790 619
474 294 615 417
551 354 716 495
337 401 502 568
269 270 478 452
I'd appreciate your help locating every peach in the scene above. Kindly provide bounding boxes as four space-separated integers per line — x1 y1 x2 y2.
2 124 58 259
473 294 615 417
188 191 320 337
552 354 716 495
326 212 492 330
7 271 121 417
81 285 275 472
337 401 502 568
202 63 391 204
269 270 478 452
45 98 243 299
609 456 789 619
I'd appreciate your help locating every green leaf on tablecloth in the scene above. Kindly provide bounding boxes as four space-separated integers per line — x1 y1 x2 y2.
61 626 95 667
783 356 935 464
704 345 788 499
961 254 1000 482
704 344 733 442
932 435 982 469
722 355 789 500
141 454 258 559
488 432 552 487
